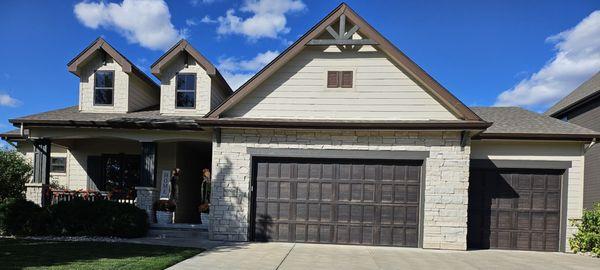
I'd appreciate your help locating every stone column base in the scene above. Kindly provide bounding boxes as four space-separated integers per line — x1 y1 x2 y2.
25 183 49 206
135 186 159 223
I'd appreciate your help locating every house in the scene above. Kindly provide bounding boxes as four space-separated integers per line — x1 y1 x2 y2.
2 3 598 252
546 71 600 209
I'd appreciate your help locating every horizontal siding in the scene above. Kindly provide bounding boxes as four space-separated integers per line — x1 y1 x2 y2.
128 75 159 111
16 142 70 188
584 144 600 209
224 47 456 120
210 80 228 110
564 96 600 208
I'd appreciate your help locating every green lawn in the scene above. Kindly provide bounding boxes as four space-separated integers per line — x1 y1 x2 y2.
0 238 203 270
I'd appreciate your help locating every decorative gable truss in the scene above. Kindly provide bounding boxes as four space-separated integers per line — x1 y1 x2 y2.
307 14 378 46
207 3 484 123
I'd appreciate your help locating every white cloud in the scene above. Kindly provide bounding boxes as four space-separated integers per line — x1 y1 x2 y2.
495 10 600 110
186 18 199 26
218 50 279 89
200 15 217 24
190 0 216 6
216 0 306 40
0 93 21 107
74 0 185 51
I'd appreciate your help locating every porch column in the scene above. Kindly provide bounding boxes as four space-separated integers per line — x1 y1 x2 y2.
135 142 158 222
26 139 51 206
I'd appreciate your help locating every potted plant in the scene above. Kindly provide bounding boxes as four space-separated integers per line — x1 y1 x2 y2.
154 200 176 224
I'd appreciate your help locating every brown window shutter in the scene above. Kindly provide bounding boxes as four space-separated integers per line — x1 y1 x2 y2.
341 71 353 88
327 71 340 88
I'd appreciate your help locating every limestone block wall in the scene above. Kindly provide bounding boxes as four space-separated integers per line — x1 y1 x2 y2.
210 129 471 250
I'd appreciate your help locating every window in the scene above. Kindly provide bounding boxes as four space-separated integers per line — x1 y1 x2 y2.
176 74 196 108
327 71 353 88
50 157 66 173
94 70 114 105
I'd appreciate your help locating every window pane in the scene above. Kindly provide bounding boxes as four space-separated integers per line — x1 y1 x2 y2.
94 89 113 105
51 157 66 166
50 157 66 173
176 91 195 108
176 74 196 90
95 71 114 88
51 165 66 173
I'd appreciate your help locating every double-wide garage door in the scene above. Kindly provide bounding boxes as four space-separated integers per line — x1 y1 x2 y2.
468 167 563 251
251 157 422 247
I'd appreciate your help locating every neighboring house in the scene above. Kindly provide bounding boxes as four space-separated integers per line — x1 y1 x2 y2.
2 3 598 252
546 71 600 209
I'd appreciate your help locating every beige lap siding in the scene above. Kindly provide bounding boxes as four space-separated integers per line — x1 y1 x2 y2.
223 47 458 120
211 129 471 250
471 140 585 252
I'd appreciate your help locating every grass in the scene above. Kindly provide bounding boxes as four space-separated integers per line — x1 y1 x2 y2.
0 238 203 270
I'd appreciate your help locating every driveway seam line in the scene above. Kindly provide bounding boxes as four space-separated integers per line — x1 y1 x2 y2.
275 243 296 270
368 247 384 270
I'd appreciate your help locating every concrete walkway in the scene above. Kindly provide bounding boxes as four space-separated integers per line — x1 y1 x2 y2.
169 242 600 270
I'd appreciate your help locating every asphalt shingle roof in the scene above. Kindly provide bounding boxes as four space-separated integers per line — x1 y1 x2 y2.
7 105 600 140
9 106 203 130
472 106 599 138
545 71 600 116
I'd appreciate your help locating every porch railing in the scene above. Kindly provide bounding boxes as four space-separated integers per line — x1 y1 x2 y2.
49 189 136 205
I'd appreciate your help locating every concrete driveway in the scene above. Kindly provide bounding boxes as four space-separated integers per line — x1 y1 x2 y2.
169 242 599 270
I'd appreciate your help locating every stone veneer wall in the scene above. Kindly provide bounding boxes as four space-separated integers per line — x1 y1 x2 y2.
25 183 47 206
135 187 159 222
210 129 471 250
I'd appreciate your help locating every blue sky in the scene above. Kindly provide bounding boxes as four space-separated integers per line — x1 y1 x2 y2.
1 0 599 138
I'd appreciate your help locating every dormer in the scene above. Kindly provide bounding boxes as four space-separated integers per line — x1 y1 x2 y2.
151 40 232 116
67 38 160 113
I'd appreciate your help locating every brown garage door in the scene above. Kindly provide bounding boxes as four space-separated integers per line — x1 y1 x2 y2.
251 157 422 247
468 168 562 251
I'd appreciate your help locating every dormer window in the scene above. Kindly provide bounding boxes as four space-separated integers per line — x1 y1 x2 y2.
176 73 196 108
94 70 114 105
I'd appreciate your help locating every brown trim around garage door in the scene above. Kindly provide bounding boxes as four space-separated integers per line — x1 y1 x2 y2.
469 159 570 252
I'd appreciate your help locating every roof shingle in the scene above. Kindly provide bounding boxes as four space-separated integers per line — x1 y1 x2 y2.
545 71 600 116
9 106 203 130
472 106 599 139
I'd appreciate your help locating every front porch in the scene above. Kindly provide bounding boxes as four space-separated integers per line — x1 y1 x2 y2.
23 127 214 225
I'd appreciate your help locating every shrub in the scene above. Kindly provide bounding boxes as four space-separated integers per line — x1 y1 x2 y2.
0 150 32 201
570 203 600 257
48 199 148 238
0 198 49 236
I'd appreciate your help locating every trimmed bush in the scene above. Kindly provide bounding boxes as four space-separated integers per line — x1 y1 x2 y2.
570 203 600 257
0 198 49 236
48 199 148 238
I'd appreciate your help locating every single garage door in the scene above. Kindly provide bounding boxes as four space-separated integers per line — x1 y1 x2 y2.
468 167 563 251
251 157 422 247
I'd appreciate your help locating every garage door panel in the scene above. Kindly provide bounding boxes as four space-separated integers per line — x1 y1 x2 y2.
468 167 562 252
253 158 422 247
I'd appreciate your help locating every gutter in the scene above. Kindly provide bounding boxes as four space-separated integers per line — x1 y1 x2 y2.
194 118 492 131
473 132 600 141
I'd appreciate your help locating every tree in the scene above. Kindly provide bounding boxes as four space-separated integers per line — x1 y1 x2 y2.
0 149 32 201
